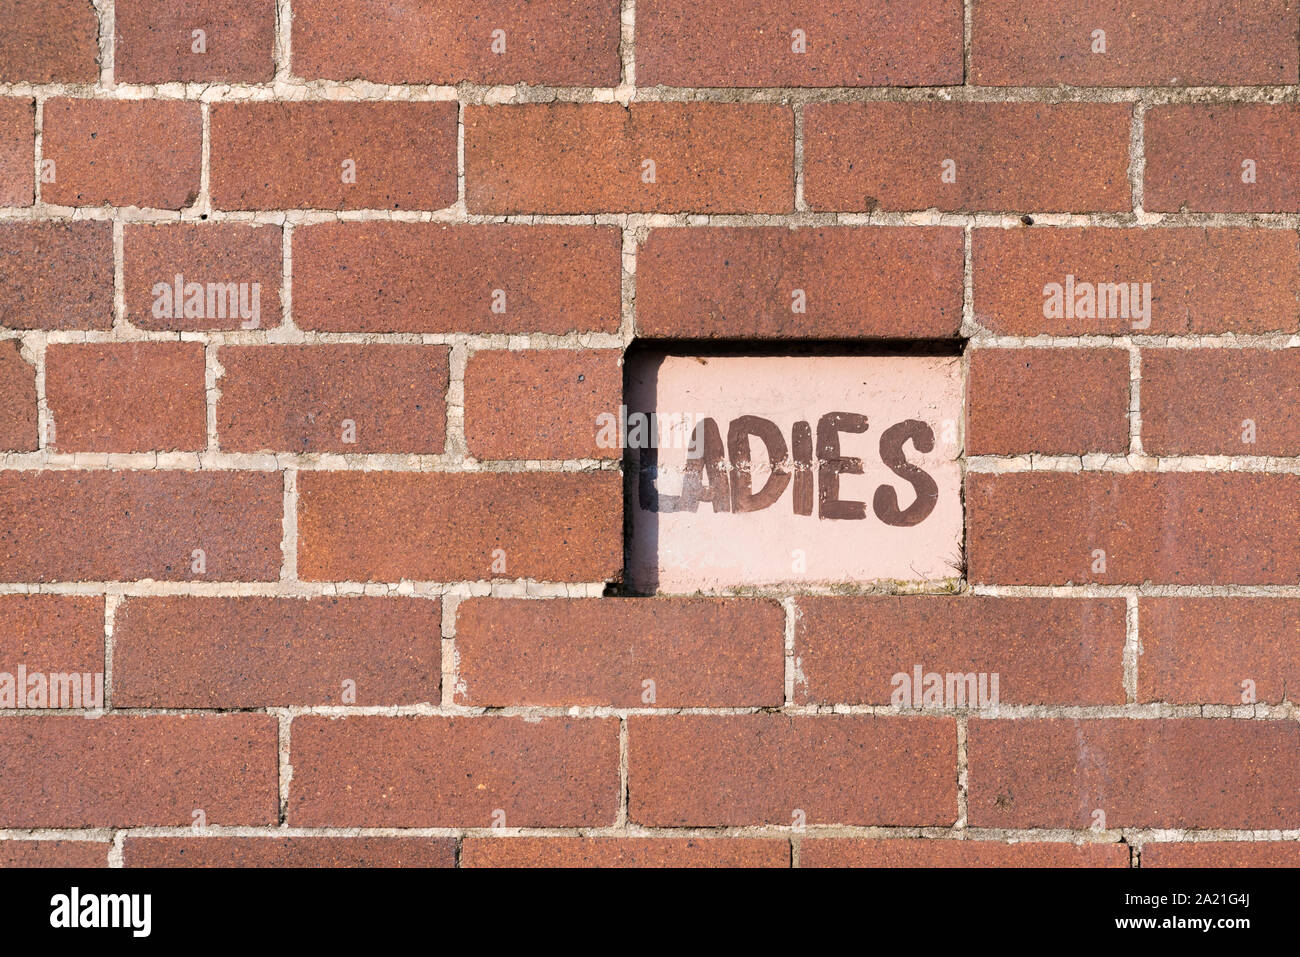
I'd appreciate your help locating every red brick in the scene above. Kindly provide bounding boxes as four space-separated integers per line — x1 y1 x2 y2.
0 98 33 206
297 470 621 583
0 0 99 83
0 841 109 868
1141 349 1300 456
628 715 956 826
113 596 441 708
292 0 620 85
465 103 794 214
46 343 207 452
0 339 36 451
1142 842 1300 868
1145 105 1300 213
1138 598 1300 705
124 223 282 331
462 838 790 868
967 472 1300 585
972 0 1299 87
463 349 621 460
795 597 1126 706
0 471 283 582
801 839 1128 868
217 345 448 454
804 102 1131 212
293 223 621 335
0 714 279 827
637 226 963 339
0 221 112 330
0 594 103 685
115 0 275 82
967 348 1130 455
210 102 457 211
455 597 784 707
288 715 620 827
42 99 201 210
637 0 962 87
973 227 1300 336
124 837 455 868
968 718 1300 829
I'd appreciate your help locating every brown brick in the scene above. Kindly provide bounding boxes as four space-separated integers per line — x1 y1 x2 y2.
113 596 441 708
1142 842 1300 868
42 98 201 209
0 98 33 206
0 471 283 582
455 597 784 707
973 227 1300 336
0 339 36 451
967 472 1300 585
795 597 1126 706
972 0 1299 87
465 103 794 214
0 221 112 329
0 594 103 687
297 470 621 583
1141 349 1300 456
462 838 790 868
637 226 963 339
628 715 956 826
46 343 207 452
292 0 620 85
217 345 448 454
801 839 1128 868
0 841 109 868
288 715 620 827
293 223 621 335
967 348 1130 455
124 837 456 868
0 714 279 827
637 0 962 87
968 718 1300 829
115 0 274 82
0 0 99 83
124 223 283 331
210 102 457 211
1138 598 1300 705
1146 105 1300 212
804 102 1131 212
464 349 621 460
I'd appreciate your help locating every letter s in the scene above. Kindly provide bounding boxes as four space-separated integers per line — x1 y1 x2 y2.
873 419 939 527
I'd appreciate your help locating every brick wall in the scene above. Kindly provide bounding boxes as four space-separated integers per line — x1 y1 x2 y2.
1 0 1298 869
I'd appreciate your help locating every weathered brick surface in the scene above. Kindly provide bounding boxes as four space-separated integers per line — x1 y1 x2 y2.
795 597 1127 706
45 342 207 452
973 226 1300 335
123 837 456 868
971 0 1299 87
800 840 1128 868
115 0 275 82
628 715 957 826
637 227 963 339
0 593 103 677
636 0 963 88
804 103 1131 212
1138 598 1300 705
0 0 100 82
967 719 1300 829
455 597 784 707
210 103 458 210
0 221 112 329
967 348 1131 455
112 596 441 707
42 98 202 210
1141 842 1300 867
289 716 620 827
462 838 790 868
0 841 110 868
465 103 794 213
0 339 36 451
293 223 621 335
217 345 448 454
292 0 621 85
0 98 34 207
463 349 621 460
